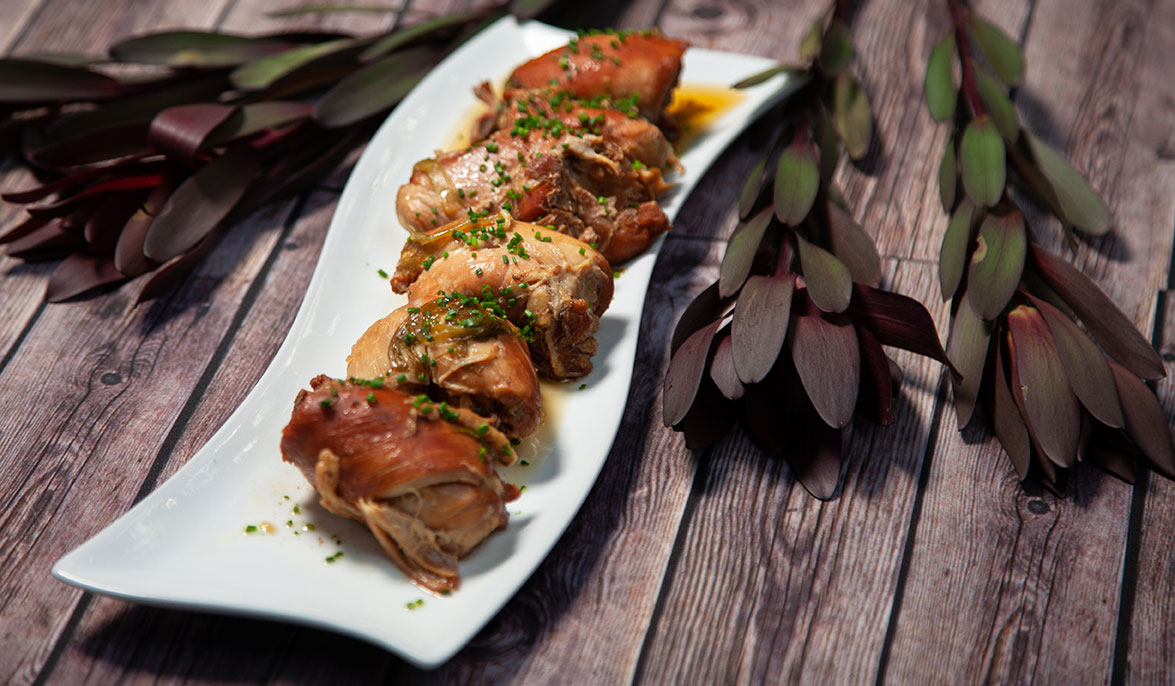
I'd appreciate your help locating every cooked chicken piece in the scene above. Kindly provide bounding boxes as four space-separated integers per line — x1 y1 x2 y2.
281 375 519 593
395 122 670 265
507 31 688 130
392 213 613 379
347 298 542 437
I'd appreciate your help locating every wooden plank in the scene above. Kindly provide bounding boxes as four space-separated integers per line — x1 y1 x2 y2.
5 0 228 55
1127 294 1175 683
0 0 44 53
634 259 951 684
883 0 1173 681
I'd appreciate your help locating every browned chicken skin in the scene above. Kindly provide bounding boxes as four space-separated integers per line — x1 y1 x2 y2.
392 213 613 380
347 297 542 437
280 375 519 593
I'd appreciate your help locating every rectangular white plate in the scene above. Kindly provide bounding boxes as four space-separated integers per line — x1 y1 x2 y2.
53 16 798 668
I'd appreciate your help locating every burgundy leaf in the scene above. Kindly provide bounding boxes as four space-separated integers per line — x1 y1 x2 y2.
1108 360 1175 478
134 225 226 302
0 214 50 244
1083 424 1138 483
264 126 363 202
26 174 164 219
947 291 992 428
44 75 226 141
1026 294 1124 428
360 9 490 61
789 296 860 428
314 46 436 129
825 199 880 286
115 182 172 277
845 284 951 366
25 122 153 171
2 154 159 203
671 281 732 355
203 101 313 148
149 103 238 162
143 148 259 263
0 58 124 102
709 334 745 400
967 206 1025 320
992 339 1031 478
673 375 737 451
45 253 125 302
796 234 851 313
1029 244 1164 380
731 273 795 384
85 190 149 255
856 325 895 426
719 206 773 297
1007 304 1081 468
663 319 723 427
110 31 289 68
5 219 85 259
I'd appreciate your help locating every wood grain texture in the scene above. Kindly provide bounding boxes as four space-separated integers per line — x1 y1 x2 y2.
0 0 43 52
884 0 1174 681
636 259 951 685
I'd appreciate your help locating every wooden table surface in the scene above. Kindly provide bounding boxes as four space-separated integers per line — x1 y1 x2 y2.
3 0 1174 683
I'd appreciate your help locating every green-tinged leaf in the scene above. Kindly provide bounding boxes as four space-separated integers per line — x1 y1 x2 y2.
361 9 487 61
856 325 896 426
773 141 819 226
947 291 991 427
143 148 259 262
314 47 434 128
833 73 871 160
46 253 125 302
731 273 795 383
825 200 880 286
1027 295 1124 428
509 0 557 21
203 101 313 148
959 116 1005 207
789 301 860 428
733 65 801 89
0 59 124 102
967 207 1025 320
1109 360 1175 477
719 207 773 297
738 157 767 220
671 281 732 354
819 19 852 75
940 198 978 301
709 334 744 400
815 110 840 184
992 341 1031 478
846 284 952 366
939 138 957 212
1007 305 1081 467
924 33 956 122
111 31 289 68
972 61 1018 142
116 182 171 277
796 235 851 313
800 17 823 63
1023 132 1112 235
231 38 358 90
662 319 722 427
267 4 397 18
967 16 1024 85
1029 245 1164 379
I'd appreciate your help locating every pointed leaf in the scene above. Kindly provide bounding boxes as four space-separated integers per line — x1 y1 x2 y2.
1027 295 1124 428
1007 305 1080 467
924 33 957 122
719 207 773 297
967 207 1025 320
967 16 1024 85
135 226 224 302
5 219 85 259
800 17 823 63
856 325 895 425
671 281 732 355
314 47 435 128
25 123 153 171
85 190 147 254
819 19 852 75
266 4 397 18
231 38 358 90
662 319 722 427
790 298 860 428
1023 132 1112 235
796 235 851 313
0 215 50 245
992 341 1031 478
116 182 171 277
1029 245 1164 379
110 31 289 68
149 103 238 162
203 101 313 148
972 62 1019 142
832 73 871 160
46 253 125 302
773 141 819 226
731 65 793 89
738 157 767 219
673 375 737 450
846 284 951 365
143 148 259 262
815 109 840 184
825 200 880 286
940 199 978 301
0 59 124 102
959 116 1005 207
709 335 745 400
939 137 957 212
361 9 488 61
947 291 992 427
731 273 794 383
1109 360 1175 478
